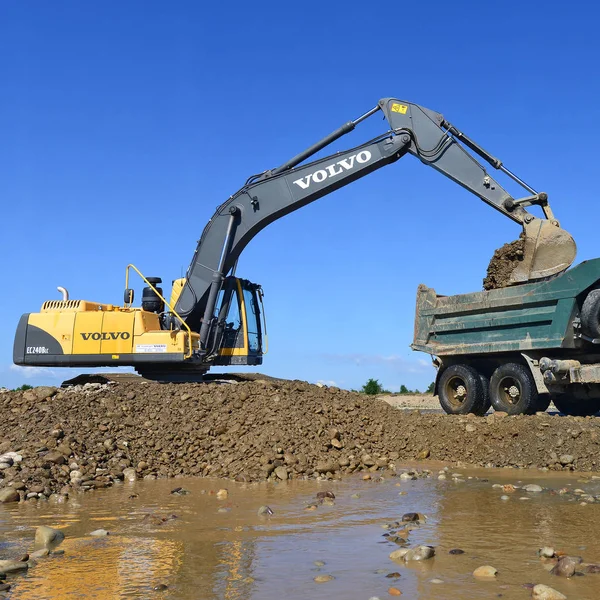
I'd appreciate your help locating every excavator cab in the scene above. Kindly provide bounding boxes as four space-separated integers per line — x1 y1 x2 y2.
211 277 265 366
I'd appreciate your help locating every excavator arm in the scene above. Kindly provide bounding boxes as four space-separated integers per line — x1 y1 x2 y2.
174 98 576 348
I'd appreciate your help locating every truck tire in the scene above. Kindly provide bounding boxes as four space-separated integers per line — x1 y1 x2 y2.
438 365 485 415
581 289 600 338
552 395 600 417
473 373 491 416
489 363 538 415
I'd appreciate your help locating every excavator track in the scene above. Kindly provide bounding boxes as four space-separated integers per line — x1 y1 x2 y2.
60 371 286 388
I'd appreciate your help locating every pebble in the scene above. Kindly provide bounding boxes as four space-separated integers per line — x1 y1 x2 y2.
217 507 230 513
531 584 567 599
449 549 465 555
388 587 402 596
216 488 229 499
314 574 334 583
0 488 19 504
523 484 543 493
550 556 580 577
89 529 109 537
473 565 498 578
429 578 444 584
538 547 555 559
500 495 510 501
314 560 325 567
34 526 65 551
386 572 401 578
153 583 168 591
257 505 274 516
351 493 361 499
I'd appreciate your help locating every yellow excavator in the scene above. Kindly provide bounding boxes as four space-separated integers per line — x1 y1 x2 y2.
13 97 576 382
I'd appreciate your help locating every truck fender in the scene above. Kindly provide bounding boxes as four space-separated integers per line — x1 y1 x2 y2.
520 352 549 394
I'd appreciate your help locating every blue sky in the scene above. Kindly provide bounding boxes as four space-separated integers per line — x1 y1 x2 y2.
1 1 599 391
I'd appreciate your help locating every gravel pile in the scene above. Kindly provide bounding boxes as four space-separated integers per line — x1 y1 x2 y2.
2 379 600 500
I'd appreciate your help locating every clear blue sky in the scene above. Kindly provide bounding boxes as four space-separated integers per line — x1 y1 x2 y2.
1 1 599 391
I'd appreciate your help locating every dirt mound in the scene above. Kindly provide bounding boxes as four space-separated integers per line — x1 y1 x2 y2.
483 235 525 290
2 381 600 500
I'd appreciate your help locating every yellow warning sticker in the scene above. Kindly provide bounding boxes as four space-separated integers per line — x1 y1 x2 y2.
391 103 408 114
112 355 120 359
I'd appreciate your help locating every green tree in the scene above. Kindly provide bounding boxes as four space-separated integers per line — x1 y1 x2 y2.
13 384 33 391
399 384 410 394
426 382 435 394
361 378 387 395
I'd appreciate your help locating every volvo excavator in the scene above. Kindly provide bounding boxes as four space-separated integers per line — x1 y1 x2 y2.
13 97 577 382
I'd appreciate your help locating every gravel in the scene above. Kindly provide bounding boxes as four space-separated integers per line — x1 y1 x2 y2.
1 380 600 499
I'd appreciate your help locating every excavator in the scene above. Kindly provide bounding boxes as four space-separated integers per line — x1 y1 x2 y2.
13 97 577 382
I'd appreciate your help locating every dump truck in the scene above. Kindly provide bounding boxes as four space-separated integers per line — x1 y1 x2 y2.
413 258 600 416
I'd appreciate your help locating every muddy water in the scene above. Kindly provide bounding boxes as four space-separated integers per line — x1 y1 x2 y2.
2 465 600 599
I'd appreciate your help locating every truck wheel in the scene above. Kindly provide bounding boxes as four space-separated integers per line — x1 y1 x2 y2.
552 395 600 417
472 373 491 416
581 289 600 338
438 365 485 415
489 363 538 415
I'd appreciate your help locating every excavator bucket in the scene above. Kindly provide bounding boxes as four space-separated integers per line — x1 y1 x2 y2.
508 220 577 284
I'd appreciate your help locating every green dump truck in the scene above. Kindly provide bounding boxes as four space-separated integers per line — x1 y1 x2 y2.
412 259 600 417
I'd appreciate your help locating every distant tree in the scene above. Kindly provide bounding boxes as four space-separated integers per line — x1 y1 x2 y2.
426 382 435 394
13 384 33 391
399 384 410 394
361 378 388 395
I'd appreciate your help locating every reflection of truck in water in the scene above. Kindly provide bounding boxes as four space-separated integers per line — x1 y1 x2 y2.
413 258 600 417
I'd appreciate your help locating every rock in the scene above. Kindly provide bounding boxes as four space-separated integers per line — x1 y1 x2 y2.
316 461 339 473
523 484 543 493
538 547 556 558
216 488 228 499
584 564 600 573
430 578 444 584
122 467 137 482
417 449 430 459
0 583 10 592
34 386 57 401
465 424 477 433
274 466 288 480
89 529 109 536
449 548 465 555
314 574 334 583
45 451 66 465
153 583 168 591
388 587 402 596
31 548 50 558
401 512 419 522
257 505 273 516
0 488 19 503
551 556 580 577
399 472 416 481
559 455 574 466
386 572 401 578
34 526 65 550
473 565 498 578
314 560 326 567
0 560 28 574
170 487 190 495
389 549 410 561
531 584 567 599
316 491 335 500
403 546 435 562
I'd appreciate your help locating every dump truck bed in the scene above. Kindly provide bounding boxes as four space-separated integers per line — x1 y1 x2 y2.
412 258 600 357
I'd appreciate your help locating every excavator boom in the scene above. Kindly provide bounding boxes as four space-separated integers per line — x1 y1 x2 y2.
174 98 576 345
